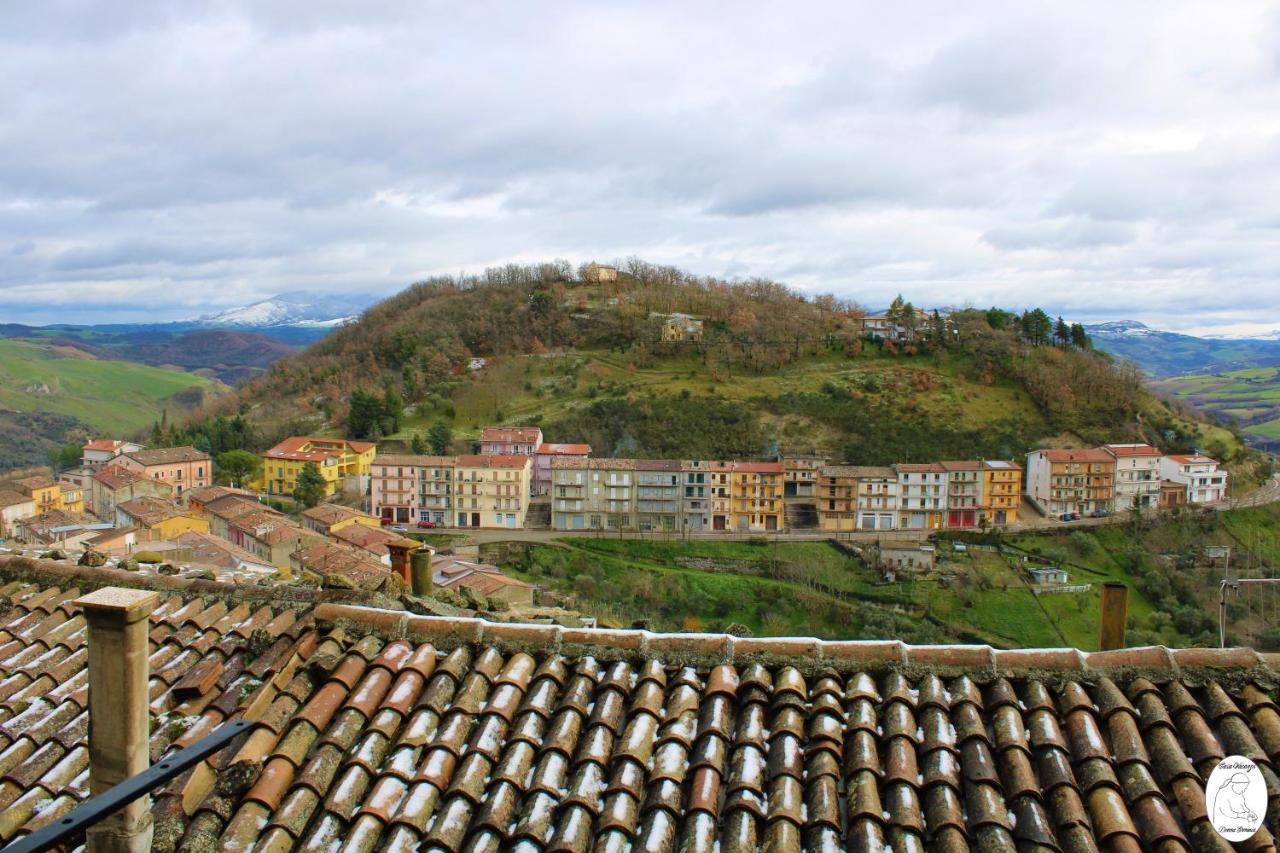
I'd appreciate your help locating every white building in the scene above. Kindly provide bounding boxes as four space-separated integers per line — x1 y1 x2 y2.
855 466 899 531
894 463 947 530
81 438 144 468
1160 454 1228 504
1102 444 1163 509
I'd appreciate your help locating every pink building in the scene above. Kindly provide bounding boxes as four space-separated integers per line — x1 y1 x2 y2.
108 445 212 498
480 426 543 456
533 443 591 495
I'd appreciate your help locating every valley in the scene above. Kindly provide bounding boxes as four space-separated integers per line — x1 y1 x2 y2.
0 338 226 469
1152 367 1280 451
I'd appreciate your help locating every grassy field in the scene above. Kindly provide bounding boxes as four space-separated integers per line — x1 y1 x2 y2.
494 504 1280 650
1153 366 1280 447
497 534 1166 648
393 347 1048 445
0 338 227 436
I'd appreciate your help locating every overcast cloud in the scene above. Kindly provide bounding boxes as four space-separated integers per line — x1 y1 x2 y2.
2 1 1280 333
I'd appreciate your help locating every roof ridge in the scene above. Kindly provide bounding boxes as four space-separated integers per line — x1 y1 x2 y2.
313 603 1280 681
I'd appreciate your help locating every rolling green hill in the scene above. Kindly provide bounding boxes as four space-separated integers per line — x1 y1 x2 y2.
0 338 227 471
192 260 1250 472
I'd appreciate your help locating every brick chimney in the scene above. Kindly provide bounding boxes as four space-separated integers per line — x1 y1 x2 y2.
387 538 416 585
74 587 159 853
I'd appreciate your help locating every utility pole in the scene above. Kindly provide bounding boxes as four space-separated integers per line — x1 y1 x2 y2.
1220 576 1280 647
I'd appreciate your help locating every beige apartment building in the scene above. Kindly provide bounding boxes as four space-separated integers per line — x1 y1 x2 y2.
452 455 532 529
370 454 455 526
550 458 639 531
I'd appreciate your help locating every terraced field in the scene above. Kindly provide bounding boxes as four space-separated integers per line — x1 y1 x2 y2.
1153 366 1280 448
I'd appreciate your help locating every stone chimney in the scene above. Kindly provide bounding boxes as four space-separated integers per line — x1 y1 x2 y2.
387 538 417 586
410 546 435 596
74 587 159 853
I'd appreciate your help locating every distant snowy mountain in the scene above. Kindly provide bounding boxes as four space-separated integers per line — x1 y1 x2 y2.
1084 320 1156 336
1085 319 1280 377
195 291 374 329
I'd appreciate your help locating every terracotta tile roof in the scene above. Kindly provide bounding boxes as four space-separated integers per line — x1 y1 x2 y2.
202 494 268 522
300 504 378 526
1167 454 1220 465
174 530 275 571
938 460 984 472
290 542 399 593
90 468 157 491
8 475 58 492
455 454 531 469
480 427 542 444
263 437 375 462
731 461 785 474
83 438 132 452
116 497 192 527
122 445 211 466
1036 448 1116 464
635 459 684 472
0 490 32 510
373 454 454 468
820 465 897 479
185 485 256 505
549 456 593 470
893 462 947 473
7 556 1280 851
535 443 592 456
331 525 402 557
1103 444 1164 458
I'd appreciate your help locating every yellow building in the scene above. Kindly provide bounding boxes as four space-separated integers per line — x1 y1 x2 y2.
255 437 377 498
453 455 532 529
58 483 84 514
816 465 858 532
981 460 1022 526
729 462 784 532
8 477 65 513
115 496 210 541
300 503 382 536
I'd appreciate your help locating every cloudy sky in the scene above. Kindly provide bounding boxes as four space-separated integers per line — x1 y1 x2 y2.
3 2 1280 334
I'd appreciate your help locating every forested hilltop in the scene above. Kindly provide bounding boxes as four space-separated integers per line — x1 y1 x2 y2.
177 260 1252 471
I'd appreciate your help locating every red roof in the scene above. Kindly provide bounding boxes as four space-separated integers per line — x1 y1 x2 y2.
481 427 542 444
83 438 133 452
894 463 947 473
1037 449 1115 464
1103 444 1163 458
1166 454 1219 465
535 443 592 456
263 437 375 462
732 461 785 474
939 460 983 472
455 454 531 468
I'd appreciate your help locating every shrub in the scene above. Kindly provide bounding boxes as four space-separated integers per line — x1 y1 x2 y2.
133 551 164 564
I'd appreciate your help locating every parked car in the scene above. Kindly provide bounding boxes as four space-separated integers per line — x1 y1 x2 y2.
1091 508 1109 518
1059 513 1073 522
389 524 408 533
417 520 437 529
1070 512 1081 520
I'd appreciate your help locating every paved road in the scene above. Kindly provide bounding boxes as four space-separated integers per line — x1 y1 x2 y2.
1227 473 1280 509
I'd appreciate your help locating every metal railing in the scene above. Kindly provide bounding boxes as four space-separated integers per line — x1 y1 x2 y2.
2 719 255 853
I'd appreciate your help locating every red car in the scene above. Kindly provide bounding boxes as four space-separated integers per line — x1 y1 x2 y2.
417 520 437 529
